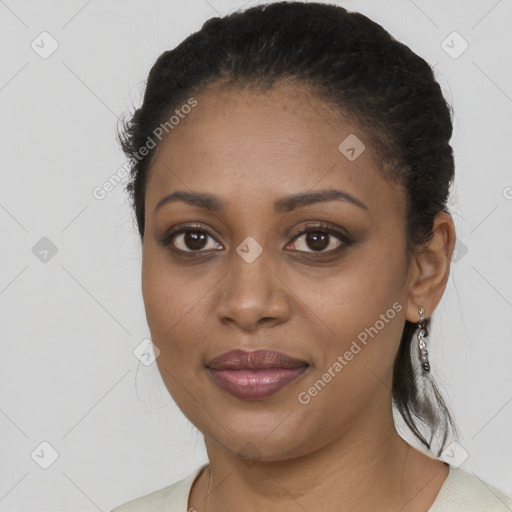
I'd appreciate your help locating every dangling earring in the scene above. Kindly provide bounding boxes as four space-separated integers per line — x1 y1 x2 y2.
417 306 430 372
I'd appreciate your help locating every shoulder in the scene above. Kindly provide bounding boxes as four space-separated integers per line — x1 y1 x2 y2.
109 464 208 512
430 466 512 512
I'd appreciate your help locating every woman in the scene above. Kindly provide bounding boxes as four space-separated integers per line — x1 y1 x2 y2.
112 2 512 511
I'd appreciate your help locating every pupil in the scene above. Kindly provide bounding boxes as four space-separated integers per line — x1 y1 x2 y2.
185 231 207 250
307 232 328 251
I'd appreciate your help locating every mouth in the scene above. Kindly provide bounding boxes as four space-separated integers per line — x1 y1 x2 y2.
206 349 310 400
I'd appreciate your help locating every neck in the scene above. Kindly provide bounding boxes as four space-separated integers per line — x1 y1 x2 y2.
190 403 448 512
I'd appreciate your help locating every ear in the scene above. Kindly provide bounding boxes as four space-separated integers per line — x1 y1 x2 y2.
405 212 456 322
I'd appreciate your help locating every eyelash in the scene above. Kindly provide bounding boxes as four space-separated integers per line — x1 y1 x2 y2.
157 222 353 257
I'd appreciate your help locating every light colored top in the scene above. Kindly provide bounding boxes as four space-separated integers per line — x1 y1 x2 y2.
110 463 512 512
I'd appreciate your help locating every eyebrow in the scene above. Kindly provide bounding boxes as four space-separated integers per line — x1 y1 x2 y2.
154 188 368 214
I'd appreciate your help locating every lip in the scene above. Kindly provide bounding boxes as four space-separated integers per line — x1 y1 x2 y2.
206 349 309 400
207 349 308 370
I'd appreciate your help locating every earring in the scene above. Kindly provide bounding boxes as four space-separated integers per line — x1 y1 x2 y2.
417 306 430 372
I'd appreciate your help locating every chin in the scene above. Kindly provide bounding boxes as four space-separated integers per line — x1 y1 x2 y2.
199 408 320 463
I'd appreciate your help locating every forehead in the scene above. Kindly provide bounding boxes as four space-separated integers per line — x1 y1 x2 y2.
145 82 405 219
152 82 366 166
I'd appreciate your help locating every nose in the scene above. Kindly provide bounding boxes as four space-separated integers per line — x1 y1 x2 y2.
215 247 293 332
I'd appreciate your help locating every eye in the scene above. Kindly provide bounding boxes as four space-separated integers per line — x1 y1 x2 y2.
157 224 223 253
286 223 352 254
157 221 353 256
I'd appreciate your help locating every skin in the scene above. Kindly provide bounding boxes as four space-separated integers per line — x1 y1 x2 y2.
141 81 456 512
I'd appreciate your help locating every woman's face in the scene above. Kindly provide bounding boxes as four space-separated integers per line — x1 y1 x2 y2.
141 82 416 461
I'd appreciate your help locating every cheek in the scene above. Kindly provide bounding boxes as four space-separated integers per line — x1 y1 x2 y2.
292 265 405 430
141 254 220 429
298 247 407 370
141 252 213 362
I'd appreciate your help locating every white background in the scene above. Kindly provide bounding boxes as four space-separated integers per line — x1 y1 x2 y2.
0 0 511 510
